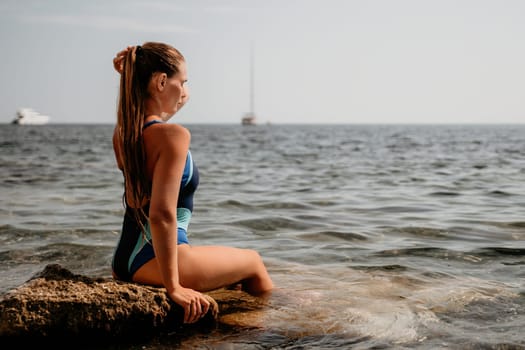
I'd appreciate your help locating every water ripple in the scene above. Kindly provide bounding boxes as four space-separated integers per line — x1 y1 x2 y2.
2 124 525 349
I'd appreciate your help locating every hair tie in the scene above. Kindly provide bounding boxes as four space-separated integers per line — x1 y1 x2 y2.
135 45 143 58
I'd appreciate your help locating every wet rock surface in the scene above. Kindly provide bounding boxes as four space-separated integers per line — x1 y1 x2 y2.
0 264 267 345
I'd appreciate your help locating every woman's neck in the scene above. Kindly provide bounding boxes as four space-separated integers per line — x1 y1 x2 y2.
144 97 162 120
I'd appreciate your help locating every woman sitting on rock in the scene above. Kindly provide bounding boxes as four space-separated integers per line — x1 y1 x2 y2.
110 42 274 324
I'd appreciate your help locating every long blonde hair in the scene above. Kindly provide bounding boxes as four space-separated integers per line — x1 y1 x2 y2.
116 42 184 224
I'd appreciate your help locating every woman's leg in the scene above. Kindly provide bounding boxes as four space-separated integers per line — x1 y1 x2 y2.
133 244 273 295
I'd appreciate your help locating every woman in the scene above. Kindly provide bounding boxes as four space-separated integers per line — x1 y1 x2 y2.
111 42 274 324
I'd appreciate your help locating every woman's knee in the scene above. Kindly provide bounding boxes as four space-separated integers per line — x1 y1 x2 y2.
243 248 264 266
243 249 270 278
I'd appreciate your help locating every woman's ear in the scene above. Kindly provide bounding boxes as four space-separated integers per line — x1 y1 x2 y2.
155 73 168 92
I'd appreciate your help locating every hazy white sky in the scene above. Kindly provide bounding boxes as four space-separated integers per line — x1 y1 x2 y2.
1 0 524 124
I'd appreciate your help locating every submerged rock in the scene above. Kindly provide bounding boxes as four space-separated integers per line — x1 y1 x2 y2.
0 264 267 344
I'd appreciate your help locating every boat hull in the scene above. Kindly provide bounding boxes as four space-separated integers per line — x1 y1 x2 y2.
12 108 50 125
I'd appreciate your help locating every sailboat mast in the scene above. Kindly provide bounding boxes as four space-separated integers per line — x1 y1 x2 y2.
249 43 254 116
241 42 257 125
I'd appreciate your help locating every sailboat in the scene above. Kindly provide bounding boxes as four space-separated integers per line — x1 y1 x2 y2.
241 114 256 126
241 45 257 126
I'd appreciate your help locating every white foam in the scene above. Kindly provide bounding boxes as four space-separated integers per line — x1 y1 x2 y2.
257 263 518 344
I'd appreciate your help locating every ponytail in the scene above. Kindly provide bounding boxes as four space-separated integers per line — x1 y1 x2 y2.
115 42 185 227
117 46 149 225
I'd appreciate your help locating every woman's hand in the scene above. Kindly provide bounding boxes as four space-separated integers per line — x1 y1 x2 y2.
168 286 211 324
113 46 133 74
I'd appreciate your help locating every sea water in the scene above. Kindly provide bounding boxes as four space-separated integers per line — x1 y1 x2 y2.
1 123 524 349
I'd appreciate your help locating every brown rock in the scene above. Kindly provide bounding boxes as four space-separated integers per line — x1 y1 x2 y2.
0 264 266 345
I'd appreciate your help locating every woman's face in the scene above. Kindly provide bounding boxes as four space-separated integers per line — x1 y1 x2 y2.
160 60 188 118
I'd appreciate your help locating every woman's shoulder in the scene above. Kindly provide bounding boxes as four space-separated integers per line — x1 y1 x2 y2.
145 121 189 136
144 122 191 150
166 122 190 136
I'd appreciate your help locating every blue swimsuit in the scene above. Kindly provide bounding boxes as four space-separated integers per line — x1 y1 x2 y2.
112 120 199 282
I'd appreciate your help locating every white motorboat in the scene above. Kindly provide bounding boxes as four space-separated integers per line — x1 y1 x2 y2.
12 108 50 125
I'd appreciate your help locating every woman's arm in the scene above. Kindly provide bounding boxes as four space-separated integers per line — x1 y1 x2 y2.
146 124 210 323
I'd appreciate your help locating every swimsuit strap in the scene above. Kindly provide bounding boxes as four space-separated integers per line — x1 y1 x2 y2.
143 119 164 130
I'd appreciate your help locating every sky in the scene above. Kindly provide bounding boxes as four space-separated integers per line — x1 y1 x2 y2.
0 0 524 124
